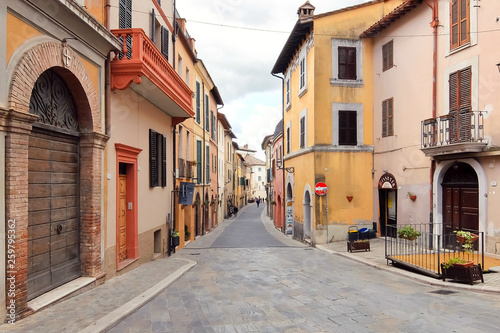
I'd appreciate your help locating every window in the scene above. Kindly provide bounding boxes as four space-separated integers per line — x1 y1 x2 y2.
450 0 470 50
449 67 471 143
339 111 357 145
186 67 190 86
206 146 210 183
178 126 184 159
195 82 200 124
382 40 393 71
258 176 262 181
149 129 166 187
258 167 261 172
161 26 169 60
299 117 305 148
286 123 291 154
299 57 306 91
150 9 156 43
331 39 363 86
382 98 394 137
211 111 216 140
338 47 356 80
286 76 291 107
205 95 210 131
196 140 202 184
119 0 132 59
186 131 190 161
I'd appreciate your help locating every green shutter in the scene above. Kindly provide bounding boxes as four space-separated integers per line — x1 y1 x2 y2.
150 129 158 187
161 134 167 187
196 82 200 123
196 140 202 184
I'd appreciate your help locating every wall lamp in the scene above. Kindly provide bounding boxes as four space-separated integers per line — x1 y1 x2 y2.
285 167 295 174
497 62 500 74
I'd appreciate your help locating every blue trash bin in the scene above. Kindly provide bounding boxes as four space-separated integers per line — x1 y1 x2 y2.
359 228 369 240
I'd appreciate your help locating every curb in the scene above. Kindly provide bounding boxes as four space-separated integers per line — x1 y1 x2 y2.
78 259 197 333
316 245 500 295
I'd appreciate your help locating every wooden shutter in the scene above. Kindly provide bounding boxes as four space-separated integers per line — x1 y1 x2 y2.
151 9 156 43
339 111 357 145
449 67 471 143
196 141 202 184
388 99 394 136
205 95 210 131
196 82 200 123
206 146 210 183
382 41 393 71
210 111 214 139
339 47 356 80
382 100 387 137
118 0 132 59
300 117 305 148
450 0 469 49
150 129 158 187
161 26 169 60
161 134 167 187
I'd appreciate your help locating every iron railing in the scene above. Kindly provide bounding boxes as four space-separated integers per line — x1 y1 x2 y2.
421 111 485 148
385 223 484 278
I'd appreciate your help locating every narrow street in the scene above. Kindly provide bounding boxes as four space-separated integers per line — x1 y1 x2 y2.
108 205 500 332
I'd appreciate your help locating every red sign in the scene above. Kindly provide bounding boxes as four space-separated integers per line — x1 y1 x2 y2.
315 182 328 196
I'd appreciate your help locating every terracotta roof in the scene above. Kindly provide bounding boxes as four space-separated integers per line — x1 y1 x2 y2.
271 20 313 74
360 0 422 38
244 154 265 166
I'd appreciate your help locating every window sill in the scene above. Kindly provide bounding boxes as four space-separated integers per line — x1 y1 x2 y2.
298 87 308 98
447 42 471 56
330 78 364 88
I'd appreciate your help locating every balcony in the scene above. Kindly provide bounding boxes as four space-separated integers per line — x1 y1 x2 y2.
421 111 487 157
111 28 194 118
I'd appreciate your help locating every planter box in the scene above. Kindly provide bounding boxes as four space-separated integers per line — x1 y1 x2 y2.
347 241 370 253
441 263 483 285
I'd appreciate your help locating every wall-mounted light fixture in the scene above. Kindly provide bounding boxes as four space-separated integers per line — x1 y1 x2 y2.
496 62 500 74
285 167 295 174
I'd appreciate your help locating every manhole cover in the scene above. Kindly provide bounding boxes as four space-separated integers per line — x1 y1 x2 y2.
429 289 458 295
190 253 201 256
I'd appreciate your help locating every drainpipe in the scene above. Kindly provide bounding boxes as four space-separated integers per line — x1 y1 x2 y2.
217 103 224 224
172 0 176 71
272 72 284 233
426 0 439 230
105 0 111 136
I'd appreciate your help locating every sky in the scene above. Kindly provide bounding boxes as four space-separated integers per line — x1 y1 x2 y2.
176 0 371 160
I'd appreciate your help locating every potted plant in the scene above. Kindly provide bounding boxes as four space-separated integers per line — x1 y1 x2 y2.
408 192 417 201
171 230 180 247
397 225 421 241
454 230 479 254
347 239 370 252
442 256 473 269
184 225 190 239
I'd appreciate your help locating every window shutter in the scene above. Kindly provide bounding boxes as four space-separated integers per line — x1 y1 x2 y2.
300 117 305 148
196 141 202 184
206 146 210 183
161 26 169 60
388 41 393 69
459 0 470 45
382 100 387 137
150 129 158 187
210 111 214 139
161 134 167 187
388 99 394 136
338 47 356 80
382 43 388 71
205 95 210 131
450 0 459 49
151 9 156 43
196 82 200 123
339 111 357 145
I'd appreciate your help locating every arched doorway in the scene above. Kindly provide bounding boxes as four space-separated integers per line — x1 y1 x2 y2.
286 182 294 234
378 173 398 237
27 68 82 300
442 162 479 237
303 191 312 239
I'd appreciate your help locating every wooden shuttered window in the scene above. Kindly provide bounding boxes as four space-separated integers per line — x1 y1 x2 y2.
161 26 169 60
382 40 393 71
286 127 291 154
449 67 471 143
196 82 201 123
206 146 210 183
118 0 132 59
151 9 156 43
450 0 470 50
150 129 167 187
196 140 202 184
339 110 357 145
338 47 356 80
205 95 210 131
299 117 305 148
382 98 394 137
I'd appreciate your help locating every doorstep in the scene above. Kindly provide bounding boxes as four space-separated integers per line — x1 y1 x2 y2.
28 277 96 312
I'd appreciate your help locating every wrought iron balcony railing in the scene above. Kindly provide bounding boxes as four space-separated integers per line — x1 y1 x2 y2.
421 111 487 156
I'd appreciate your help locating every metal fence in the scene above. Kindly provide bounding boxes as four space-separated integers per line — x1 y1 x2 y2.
385 223 484 278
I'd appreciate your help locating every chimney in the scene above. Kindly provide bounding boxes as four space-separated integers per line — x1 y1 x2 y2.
298 1 315 21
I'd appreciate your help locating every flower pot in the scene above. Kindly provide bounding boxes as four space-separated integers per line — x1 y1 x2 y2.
409 195 417 201
456 233 479 244
452 261 474 268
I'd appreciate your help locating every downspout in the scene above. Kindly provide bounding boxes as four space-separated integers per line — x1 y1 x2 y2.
105 0 111 136
202 82 206 235
170 0 178 257
426 0 439 228
272 72 284 233
217 103 224 223
172 0 176 71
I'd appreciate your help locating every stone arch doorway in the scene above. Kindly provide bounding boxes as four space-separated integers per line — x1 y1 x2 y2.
27 68 83 300
378 173 398 237
442 162 479 237
303 190 312 239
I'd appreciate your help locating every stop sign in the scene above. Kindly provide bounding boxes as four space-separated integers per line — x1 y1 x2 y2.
315 182 327 196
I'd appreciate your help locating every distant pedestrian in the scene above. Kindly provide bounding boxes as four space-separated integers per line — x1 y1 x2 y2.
256 198 260 207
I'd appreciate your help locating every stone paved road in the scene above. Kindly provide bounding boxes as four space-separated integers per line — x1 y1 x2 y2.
108 205 500 332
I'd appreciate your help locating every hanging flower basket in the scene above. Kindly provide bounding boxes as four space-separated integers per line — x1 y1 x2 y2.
456 233 479 244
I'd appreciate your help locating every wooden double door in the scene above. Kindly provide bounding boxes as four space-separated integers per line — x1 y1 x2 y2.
442 163 479 245
28 128 81 300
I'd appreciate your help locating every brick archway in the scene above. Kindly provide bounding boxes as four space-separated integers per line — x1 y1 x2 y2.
8 41 100 132
3 41 106 318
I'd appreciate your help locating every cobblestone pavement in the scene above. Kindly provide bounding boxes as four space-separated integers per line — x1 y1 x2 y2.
108 205 500 332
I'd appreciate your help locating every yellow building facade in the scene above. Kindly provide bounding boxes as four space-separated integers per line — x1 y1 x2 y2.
272 1 404 244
